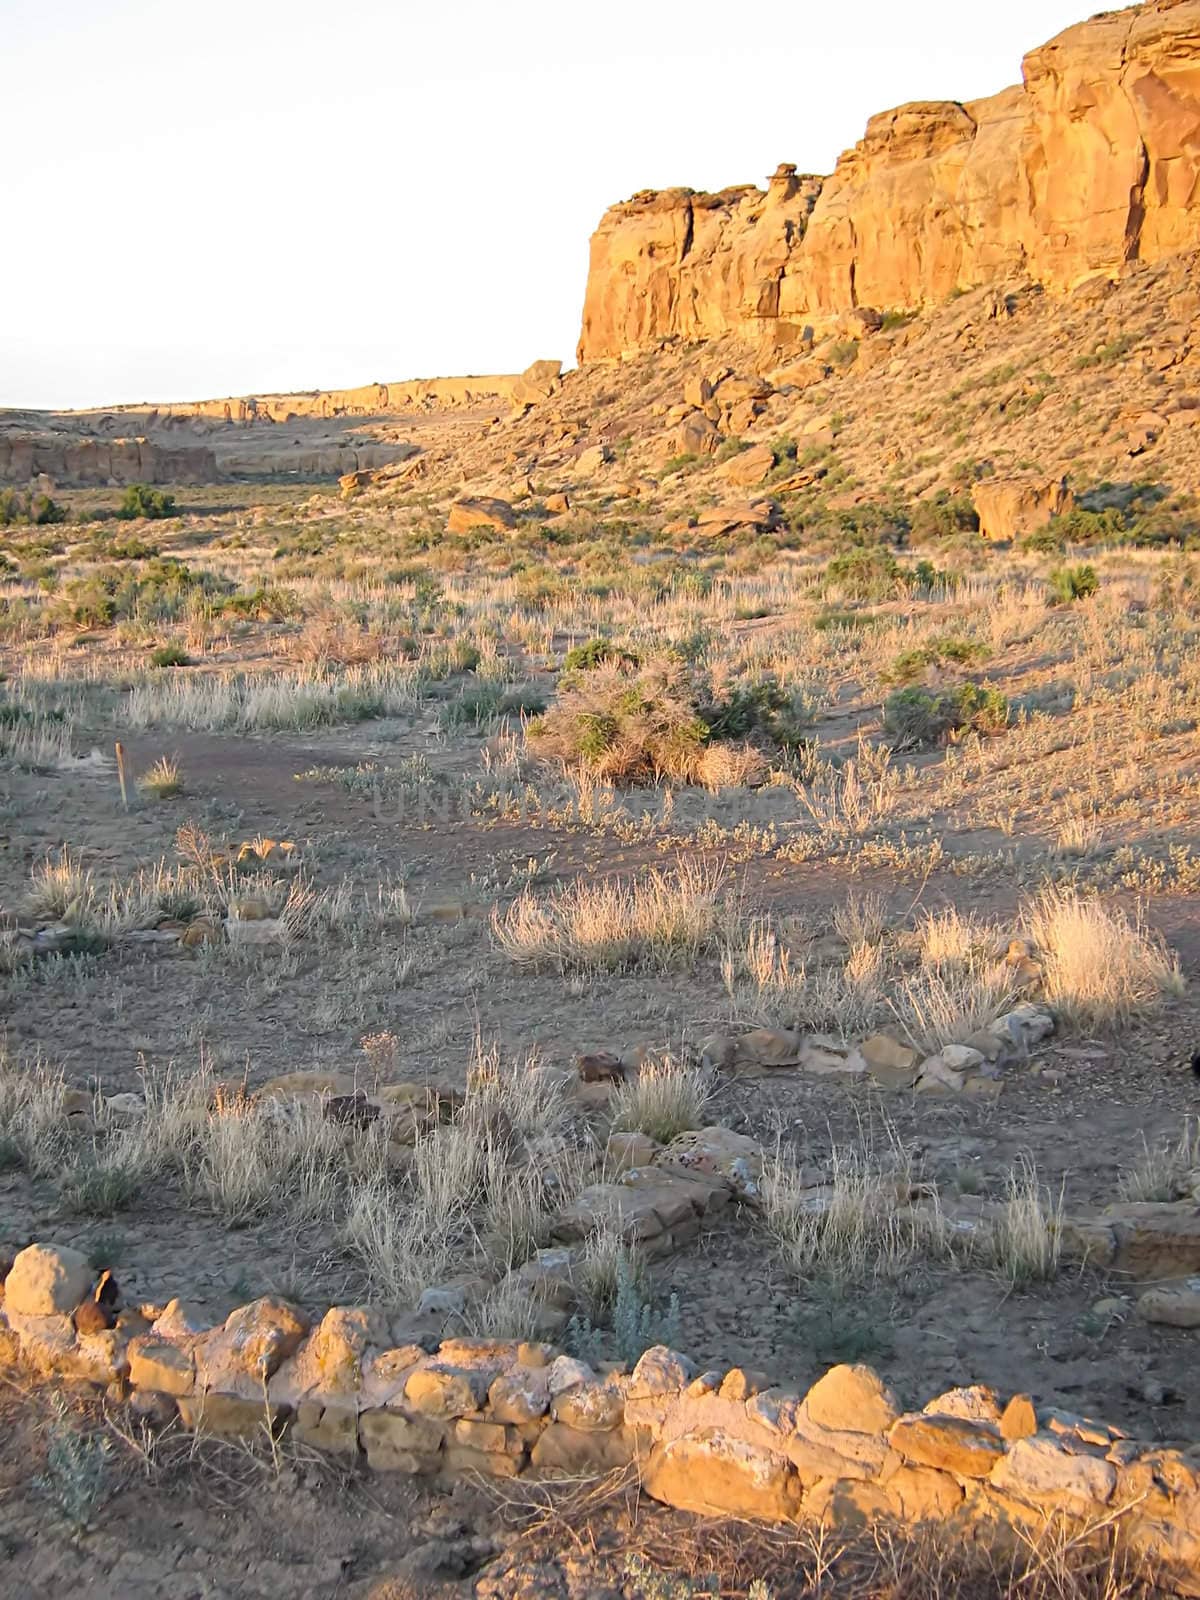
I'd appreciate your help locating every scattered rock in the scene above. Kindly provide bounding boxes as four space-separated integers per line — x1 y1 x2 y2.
4 1244 92 1317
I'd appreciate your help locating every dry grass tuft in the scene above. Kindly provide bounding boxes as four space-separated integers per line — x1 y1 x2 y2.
891 962 1013 1056
986 1157 1062 1284
1119 1118 1200 1203
137 755 184 799
1025 889 1184 1026
762 1124 955 1285
610 1055 712 1143
492 859 730 974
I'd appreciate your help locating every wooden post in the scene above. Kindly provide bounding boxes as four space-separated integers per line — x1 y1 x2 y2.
115 741 128 811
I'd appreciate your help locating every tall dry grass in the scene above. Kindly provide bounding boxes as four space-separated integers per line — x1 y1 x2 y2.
1025 889 1184 1026
492 859 730 973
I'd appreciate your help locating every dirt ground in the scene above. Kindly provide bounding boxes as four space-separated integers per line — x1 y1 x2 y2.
2 708 1198 1448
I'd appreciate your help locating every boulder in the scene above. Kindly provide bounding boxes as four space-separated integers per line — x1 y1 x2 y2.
644 1429 802 1519
889 1413 1006 1476
4 1245 92 1317
447 496 517 534
971 476 1073 541
654 1127 764 1201
716 443 776 487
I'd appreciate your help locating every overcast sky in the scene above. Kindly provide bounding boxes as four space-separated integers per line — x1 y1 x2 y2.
4 0 1100 409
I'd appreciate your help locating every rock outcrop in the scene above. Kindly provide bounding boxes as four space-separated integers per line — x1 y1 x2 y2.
0 434 217 487
578 0 1200 361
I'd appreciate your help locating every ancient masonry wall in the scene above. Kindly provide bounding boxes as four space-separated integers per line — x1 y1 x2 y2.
2 1243 1199 1593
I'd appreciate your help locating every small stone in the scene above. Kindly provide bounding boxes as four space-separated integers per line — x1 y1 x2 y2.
803 1364 899 1434
1137 1279 1200 1328
889 1413 1006 1477
940 1045 985 1073
405 1363 488 1418
916 1055 964 1092
1000 1393 1038 1442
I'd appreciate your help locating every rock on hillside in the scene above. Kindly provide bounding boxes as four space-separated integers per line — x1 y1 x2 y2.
578 0 1200 360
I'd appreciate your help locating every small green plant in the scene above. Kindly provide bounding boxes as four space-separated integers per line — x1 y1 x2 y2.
61 1156 142 1216
150 644 192 667
86 1228 127 1269
883 635 989 684
566 1254 682 1368
662 452 700 475
613 1254 681 1365
35 1394 114 1530
1046 564 1099 605
116 483 177 520
791 1298 896 1366
623 1554 720 1599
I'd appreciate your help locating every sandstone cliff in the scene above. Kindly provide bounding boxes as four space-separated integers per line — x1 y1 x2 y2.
0 434 217 488
578 0 1200 361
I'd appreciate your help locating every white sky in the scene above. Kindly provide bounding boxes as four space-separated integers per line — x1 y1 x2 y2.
3 0 1100 410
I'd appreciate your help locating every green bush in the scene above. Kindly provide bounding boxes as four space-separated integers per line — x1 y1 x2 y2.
909 493 978 542
562 637 640 674
883 635 989 685
884 681 1009 747
661 453 700 476
700 676 812 751
150 644 192 667
825 544 901 602
1047 564 1099 605
116 483 177 520
0 489 66 527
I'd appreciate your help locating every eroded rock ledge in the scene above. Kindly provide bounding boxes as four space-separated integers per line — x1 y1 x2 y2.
578 0 1200 360
3 1244 1198 1592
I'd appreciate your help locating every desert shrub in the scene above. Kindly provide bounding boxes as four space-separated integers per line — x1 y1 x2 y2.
492 861 727 974
527 657 710 783
150 644 192 667
562 636 640 674
218 584 301 621
883 682 1009 747
0 489 65 527
48 557 222 628
700 676 812 750
825 544 901 601
35 1394 113 1530
116 483 176 520
882 635 989 684
528 656 804 784
85 533 159 560
1023 525 1066 554
662 452 700 475
908 492 978 541
829 339 858 367
437 684 546 731
1046 564 1099 605
610 1055 713 1141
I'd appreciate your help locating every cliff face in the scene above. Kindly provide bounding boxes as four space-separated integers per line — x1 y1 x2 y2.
0 435 217 487
578 0 1200 361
